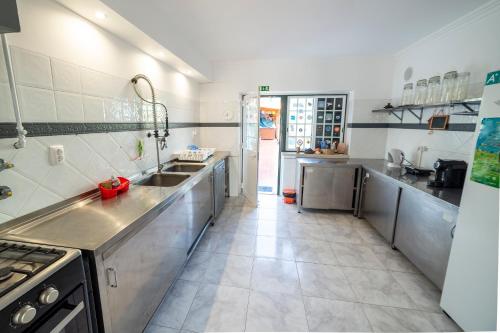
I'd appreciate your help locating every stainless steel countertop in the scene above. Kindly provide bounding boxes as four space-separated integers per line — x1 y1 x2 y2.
0 152 229 254
297 157 462 208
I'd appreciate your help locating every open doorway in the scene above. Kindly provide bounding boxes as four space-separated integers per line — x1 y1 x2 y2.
258 96 281 195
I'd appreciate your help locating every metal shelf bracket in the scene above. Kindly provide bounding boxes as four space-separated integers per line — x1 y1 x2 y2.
407 108 423 124
460 102 475 113
390 110 403 122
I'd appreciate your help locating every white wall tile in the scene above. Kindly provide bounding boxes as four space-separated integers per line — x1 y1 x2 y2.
40 164 95 198
0 170 38 216
82 96 105 122
36 135 118 184
10 47 53 89
0 83 15 122
0 213 14 224
82 133 141 177
10 138 51 181
104 98 123 122
110 132 141 161
51 58 81 93
54 91 84 122
17 85 56 121
18 185 63 216
80 67 129 99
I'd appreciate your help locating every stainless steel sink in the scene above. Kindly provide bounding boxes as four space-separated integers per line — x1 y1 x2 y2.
163 164 206 173
136 173 190 187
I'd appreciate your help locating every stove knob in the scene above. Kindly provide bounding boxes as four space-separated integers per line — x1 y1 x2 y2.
12 305 37 325
39 287 59 305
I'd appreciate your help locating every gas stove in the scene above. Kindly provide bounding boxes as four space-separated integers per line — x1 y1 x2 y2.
0 242 66 298
0 240 91 332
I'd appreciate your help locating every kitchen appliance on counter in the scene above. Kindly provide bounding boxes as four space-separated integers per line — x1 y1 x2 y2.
427 159 467 188
0 240 91 332
387 149 404 168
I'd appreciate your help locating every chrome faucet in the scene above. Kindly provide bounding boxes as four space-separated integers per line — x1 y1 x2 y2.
131 74 169 172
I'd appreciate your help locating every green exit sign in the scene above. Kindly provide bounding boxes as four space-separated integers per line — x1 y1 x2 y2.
259 85 270 92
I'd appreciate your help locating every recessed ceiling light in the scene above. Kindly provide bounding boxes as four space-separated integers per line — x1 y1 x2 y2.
95 11 107 20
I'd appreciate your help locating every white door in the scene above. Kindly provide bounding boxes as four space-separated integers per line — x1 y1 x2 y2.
241 93 259 206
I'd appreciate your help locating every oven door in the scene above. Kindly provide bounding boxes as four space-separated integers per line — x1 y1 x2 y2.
29 285 90 333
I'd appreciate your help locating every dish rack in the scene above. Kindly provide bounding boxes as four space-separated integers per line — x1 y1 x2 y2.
178 148 216 162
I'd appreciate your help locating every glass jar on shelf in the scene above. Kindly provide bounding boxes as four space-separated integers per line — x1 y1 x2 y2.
454 72 470 101
426 76 441 105
401 83 414 106
414 79 428 105
441 71 458 103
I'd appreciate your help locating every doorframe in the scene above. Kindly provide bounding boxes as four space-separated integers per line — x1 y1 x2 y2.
257 95 284 196
240 90 352 197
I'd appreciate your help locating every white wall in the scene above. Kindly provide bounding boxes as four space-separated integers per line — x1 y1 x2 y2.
199 56 395 194
385 1 500 168
0 0 200 223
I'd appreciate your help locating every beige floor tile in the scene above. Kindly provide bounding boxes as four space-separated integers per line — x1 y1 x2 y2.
255 236 295 260
251 258 301 295
343 267 417 309
297 262 356 301
182 284 249 332
246 290 309 331
304 296 373 332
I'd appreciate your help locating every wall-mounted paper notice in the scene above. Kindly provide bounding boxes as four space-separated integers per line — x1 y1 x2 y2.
470 117 500 188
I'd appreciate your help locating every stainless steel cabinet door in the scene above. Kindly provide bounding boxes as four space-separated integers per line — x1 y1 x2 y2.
329 167 356 210
187 171 213 249
301 166 355 210
361 171 401 243
214 161 226 218
301 167 335 209
102 195 190 333
394 189 458 289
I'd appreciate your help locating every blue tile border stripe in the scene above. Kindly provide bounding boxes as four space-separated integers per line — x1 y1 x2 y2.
0 122 241 138
347 122 476 132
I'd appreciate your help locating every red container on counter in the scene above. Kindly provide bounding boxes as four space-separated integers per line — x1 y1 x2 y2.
99 177 130 199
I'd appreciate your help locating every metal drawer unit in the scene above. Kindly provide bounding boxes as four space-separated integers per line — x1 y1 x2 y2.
360 169 401 244
394 188 458 289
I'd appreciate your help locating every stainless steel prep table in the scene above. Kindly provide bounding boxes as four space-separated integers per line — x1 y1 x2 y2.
0 151 230 333
297 157 462 209
297 157 463 289
0 151 230 254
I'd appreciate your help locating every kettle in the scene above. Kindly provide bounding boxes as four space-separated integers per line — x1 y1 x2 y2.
387 149 404 168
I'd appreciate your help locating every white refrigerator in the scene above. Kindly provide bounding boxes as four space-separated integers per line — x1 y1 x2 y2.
441 71 500 331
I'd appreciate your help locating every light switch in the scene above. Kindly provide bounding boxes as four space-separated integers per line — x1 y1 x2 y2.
49 145 65 165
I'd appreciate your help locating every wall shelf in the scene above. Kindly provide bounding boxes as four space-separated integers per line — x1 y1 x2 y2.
372 99 481 123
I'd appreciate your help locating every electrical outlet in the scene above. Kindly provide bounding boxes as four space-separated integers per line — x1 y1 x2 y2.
49 145 65 165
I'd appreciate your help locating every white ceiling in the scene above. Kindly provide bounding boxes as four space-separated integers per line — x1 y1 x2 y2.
103 0 488 63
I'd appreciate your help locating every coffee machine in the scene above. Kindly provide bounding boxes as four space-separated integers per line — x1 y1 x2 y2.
427 159 467 188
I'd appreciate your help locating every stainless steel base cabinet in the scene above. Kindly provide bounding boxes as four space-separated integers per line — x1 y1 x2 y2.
96 172 213 333
394 189 458 289
300 165 358 210
360 170 401 244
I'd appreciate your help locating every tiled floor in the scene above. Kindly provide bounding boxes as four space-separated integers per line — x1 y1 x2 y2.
146 195 460 332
